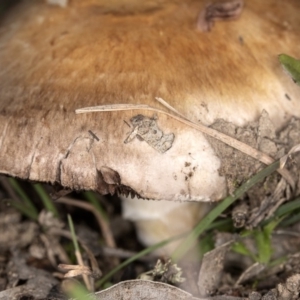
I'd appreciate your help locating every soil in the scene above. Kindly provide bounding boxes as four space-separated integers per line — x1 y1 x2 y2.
208 112 300 227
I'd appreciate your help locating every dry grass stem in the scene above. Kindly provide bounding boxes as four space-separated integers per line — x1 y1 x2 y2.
51 228 102 279
280 143 300 169
74 249 93 291
155 97 188 119
59 264 92 278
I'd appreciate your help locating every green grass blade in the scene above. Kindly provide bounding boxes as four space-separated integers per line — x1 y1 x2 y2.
65 282 94 300
273 196 300 217
232 241 257 262
206 218 233 231
255 215 286 264
264 216 286 236
33 183 59 217
8 200 38 220
279 54 300 86
276 212 300 227
8 177 38 219
269 256 287 268
68 214 80 252
261 197 300 228
171 160 280 261
199 234 214 257
83 191 107 220
254 229 271 264
96 234 185 288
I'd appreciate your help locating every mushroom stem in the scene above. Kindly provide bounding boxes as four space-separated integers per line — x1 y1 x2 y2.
121 196 211 256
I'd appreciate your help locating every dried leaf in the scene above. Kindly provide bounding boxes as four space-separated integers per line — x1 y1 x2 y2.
197 240 233 297
93 280 200 300
235 262 265 286
280 144 300 169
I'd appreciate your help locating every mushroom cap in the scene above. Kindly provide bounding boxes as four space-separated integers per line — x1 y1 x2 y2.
0 0 300 201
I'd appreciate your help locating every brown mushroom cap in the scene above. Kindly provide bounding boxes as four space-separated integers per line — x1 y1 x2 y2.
0 0 300 201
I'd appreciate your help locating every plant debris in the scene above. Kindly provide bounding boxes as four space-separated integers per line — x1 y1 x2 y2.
139 259 185 285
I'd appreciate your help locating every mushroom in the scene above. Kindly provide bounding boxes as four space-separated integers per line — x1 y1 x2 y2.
0 0 300 255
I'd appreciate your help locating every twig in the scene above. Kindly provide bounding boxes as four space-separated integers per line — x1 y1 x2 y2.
50 228 102 278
